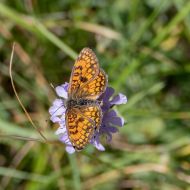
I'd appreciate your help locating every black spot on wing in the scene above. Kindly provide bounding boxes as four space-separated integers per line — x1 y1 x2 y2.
80 76 88 82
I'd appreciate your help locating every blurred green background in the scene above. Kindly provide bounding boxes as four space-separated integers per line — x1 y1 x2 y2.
0 0 190 189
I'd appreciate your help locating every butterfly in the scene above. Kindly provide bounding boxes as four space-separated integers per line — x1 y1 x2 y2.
65 48 108 151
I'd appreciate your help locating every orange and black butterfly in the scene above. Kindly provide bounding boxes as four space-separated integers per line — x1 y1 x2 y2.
65 48 108 150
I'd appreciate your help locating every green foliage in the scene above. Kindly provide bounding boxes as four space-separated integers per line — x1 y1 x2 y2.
0 0 190 189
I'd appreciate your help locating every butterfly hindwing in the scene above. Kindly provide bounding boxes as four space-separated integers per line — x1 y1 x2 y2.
65 107 95 150
65 104 102 150
77 68 107 99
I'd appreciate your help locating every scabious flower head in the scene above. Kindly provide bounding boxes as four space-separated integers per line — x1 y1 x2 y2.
49 82 127 154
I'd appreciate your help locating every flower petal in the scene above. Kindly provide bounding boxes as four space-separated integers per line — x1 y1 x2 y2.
99 87 115 112
55 127 66 135
55 84 68 99
94 141 105 151
103 87 115 100
49 99 65 113
50 116 61 123
106 126 118 133
53 99 64 107
104 110 117 118
107 116 124 126
91 135 105 151
110 93 127 105
59 133 69 142
49 105 66 117
59 120 66 128
66 146 75 154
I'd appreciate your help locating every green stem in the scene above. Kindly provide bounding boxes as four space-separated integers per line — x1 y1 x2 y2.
68 154 81 190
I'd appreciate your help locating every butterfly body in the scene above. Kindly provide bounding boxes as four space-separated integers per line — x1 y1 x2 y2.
65 48 107 151
66 99 98 108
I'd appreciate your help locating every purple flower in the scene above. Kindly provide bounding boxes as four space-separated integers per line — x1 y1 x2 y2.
49 83 127 154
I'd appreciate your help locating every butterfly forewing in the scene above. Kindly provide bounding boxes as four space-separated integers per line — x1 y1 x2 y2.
68 48 100 98
78 104 102 131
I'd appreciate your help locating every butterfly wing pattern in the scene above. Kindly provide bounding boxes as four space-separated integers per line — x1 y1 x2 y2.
68 48 99 98
66 48 107 150
65 105 102 150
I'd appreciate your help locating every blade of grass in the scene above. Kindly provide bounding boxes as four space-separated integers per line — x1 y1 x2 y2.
0 118 40 138
125 109 190 120
34 20 77 59
0 118 56 141
151 1 190 47
112 59 140 91
0 3 77 59
132 0 165 43
120 82 165 112
26 146 49 190
0 167 49 183
0 3 36 33
1 142 35 188
68 154 81 190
